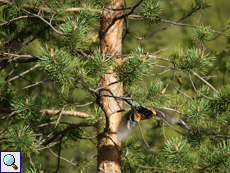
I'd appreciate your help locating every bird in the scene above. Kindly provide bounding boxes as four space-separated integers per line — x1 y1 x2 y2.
117 97 190 141
117 98 156 141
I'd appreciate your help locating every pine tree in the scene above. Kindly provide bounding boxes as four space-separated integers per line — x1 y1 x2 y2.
1 0 230 172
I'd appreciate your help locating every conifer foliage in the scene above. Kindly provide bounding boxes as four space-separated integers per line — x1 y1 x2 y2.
0 0 230 172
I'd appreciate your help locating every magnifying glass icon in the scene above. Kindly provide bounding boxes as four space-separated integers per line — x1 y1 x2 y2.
3 154 18 170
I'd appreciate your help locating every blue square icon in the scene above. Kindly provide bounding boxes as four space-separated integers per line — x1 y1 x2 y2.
0 151 21 173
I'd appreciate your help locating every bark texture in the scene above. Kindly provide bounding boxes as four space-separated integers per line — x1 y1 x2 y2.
97 0 124 172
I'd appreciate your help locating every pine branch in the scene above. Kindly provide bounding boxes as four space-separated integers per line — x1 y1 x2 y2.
0 109 89 118
189 76 215 101
192 71 219 93
43 123 91 145
2 79 51 92
41 109 89 118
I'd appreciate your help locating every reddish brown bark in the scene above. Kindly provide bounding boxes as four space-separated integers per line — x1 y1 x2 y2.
97 0 124 172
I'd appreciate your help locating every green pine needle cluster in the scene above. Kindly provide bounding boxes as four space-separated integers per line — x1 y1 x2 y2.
128 79 171 107
194 25 213 43
4 124 40 157
140 0 162 19
115 47 155 89
200 140 230 172
164 137 198 169
184 0 210 15
73 153 93 172
122 137 146 168
170 46 215 75
86 104 105 133
11 94 41 122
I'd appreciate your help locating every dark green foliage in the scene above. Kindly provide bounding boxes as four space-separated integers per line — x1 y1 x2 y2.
115 47 155 89
64 127 84 146
164 137 198 169
122 137 146 169
11 94 41 122
1 0 230 172
25 165 46 173
128 79 171 107
194 25 213 43
212 85 230 114
170 46 215 75
140 0 162 19
184 0 210 15
200 140 230 172
4 124 40 157
86 104 105 133
186 128 207 147
73 153 93 172
39 46 83 92
59 8 99 53
185 98 211 121
83 49 115 88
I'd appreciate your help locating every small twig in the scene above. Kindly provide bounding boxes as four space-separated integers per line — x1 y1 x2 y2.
55 134 63 173
192 71 219 93
158 107 188 117
23 9 64 35
7 63 41 82
154 64 175 69
75 101 95 107
162 121 168 142
0 112 15 121
9 60 36 84
0 15 32 26
189 76 215 101
146 69 171 76
160 118 186 136
0 117 14 135
40 109 63 144
137 122 150 148
48 147 76 166
41 109 89 118
43 123 91 145
5 63 19 81
173 70 193 99
3 79 51 92
38 140 62 150
196 2 203 25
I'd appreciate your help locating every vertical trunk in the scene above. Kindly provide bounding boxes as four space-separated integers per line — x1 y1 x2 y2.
97 0 124 172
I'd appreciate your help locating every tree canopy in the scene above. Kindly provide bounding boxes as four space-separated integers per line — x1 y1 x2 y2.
0 0 230 172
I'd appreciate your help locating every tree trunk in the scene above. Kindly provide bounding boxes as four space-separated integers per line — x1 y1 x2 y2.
97 0 124 172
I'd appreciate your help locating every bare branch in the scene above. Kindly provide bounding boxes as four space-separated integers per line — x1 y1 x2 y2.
146 69 171 76
41 109 89 118
75 101 95 107
0 15 33 26
189 76 215 101
22 9 64 35
196 1 203 25
48 147 76 166
2 79 51 92
162 121 168 142
7 63 41 82
159 117 186 136
137 121 150 148
173 70 193 99
192 71 219 93
158 107 188 117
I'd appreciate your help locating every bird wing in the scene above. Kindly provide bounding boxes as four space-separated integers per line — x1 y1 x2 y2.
117 110 138 141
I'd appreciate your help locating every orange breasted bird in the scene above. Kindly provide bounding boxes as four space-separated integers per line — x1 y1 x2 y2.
117 98 156 141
